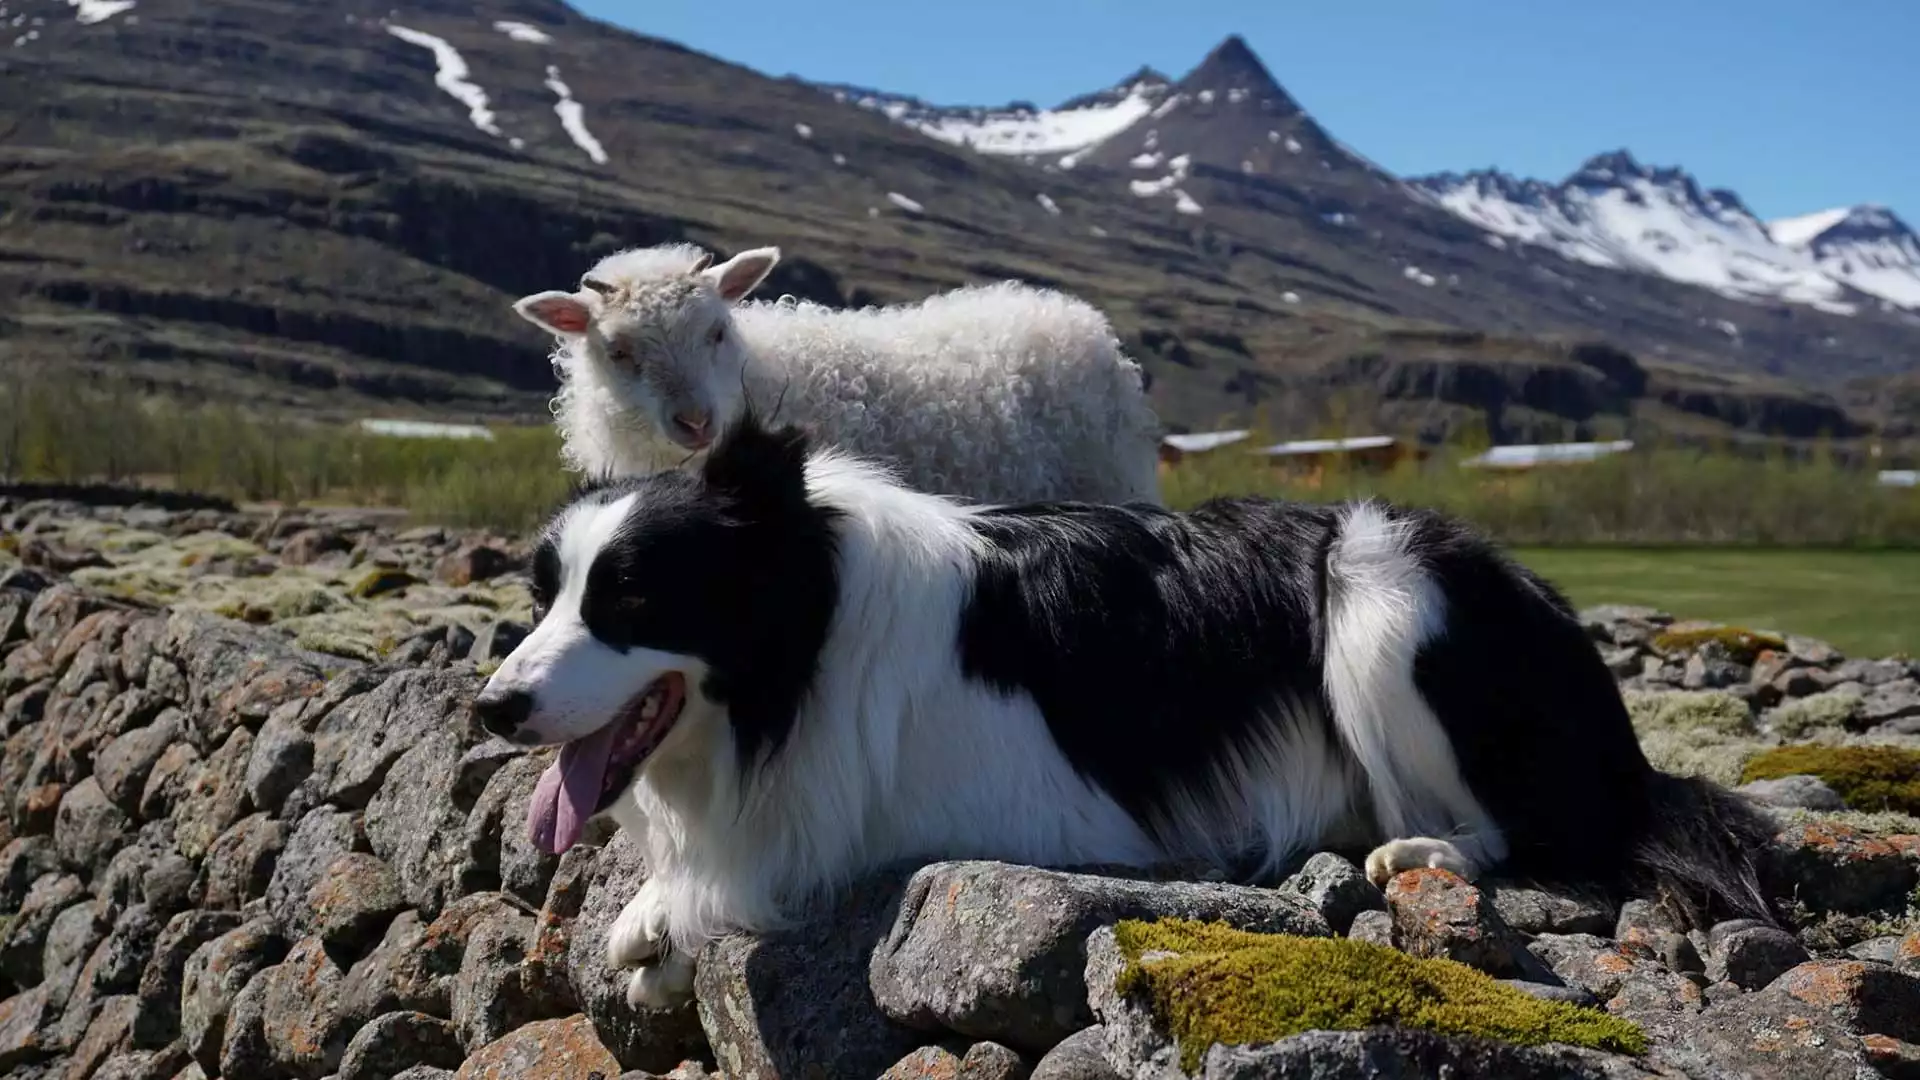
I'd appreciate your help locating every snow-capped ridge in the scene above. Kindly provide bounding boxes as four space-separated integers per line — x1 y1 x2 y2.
819 70 1170 159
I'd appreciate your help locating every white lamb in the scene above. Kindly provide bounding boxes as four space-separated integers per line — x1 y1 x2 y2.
510 243 1166 506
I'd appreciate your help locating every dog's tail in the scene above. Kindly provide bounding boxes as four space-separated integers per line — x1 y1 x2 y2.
1626 767 1779 927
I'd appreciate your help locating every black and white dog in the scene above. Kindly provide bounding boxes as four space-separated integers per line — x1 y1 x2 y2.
472 409 1774 1008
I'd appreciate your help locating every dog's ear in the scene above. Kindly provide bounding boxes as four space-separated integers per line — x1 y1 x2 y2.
701 405 811 512
513 290 597 336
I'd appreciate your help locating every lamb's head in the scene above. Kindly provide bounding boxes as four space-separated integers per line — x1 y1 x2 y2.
513 245 782 451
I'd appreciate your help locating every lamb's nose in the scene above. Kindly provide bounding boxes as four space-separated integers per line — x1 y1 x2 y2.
673 411 711 443
471 688 534 739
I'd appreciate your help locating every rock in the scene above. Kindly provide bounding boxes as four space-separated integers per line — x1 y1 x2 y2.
55 903 166 1052
434 545 519 588
1030 1027 1122 1080
250 934 373 1078
307 671 478 810
1682 652 1745 690
462 750 559 910
960 1041 1032 1080
281 529 352 567
881 1046 966 1078
40 901 108 1029
1901 931 1920 974
179 919 286 1073
244 704 315 818
141 853 200 914
390 894 528 1018
1736 774 1847 811
90 1044 191 1080
1834 658 1912 687
466 621 530 664
307 854 406 957
1383 869 1545 980
1498 980 1600 1008
1275 853 1383 935
1862 680 1920 726
521 846 594 1017
0 836 60 911
1527 934 1665 1002
18 782 64 838
215 958 274 1079
1662 975 1896 1079
136 743 200 824
1202 1029 1666 1080
197 813 286 911
170 728 253 861
1769 959 1920 1041
569 835 708 1072
869 861 1329 1055
1703 922 1809 991
1486 883 1616 936
267 806 361 938
1767 821 1919 914
337 909 427 1024
1 873 85 989
132 911 243 1048
53 778 130 876
337 1012 465 1080
65 993 138 1079
363 702 498 918
453 1015 621 1080
391 1069 457 1080
160 611 331 746
449 904 550 1053
1345 909 1394 948
94 713 186 816
0 984 54 1073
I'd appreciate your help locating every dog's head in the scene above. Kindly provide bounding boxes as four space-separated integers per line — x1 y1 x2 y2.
473 408 838 855
512 244 782 452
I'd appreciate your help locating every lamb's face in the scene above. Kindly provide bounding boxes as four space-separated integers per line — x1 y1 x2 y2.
512 245 783 454
602 282 747 452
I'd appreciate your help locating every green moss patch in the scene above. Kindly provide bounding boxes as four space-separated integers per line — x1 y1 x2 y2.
351 568 419 599
1651 625 1786 664
1111 918 1646 1073
1741 746 1920 816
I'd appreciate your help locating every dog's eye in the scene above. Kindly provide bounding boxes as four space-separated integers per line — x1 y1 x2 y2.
617 595 646 614
607 342 634 365
708 324 725 346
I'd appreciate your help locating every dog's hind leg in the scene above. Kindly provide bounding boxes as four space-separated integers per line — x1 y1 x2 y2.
1323 504 1509 882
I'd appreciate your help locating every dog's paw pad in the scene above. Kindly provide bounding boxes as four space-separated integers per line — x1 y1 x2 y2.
606 884 668 968
1364 836 1475 887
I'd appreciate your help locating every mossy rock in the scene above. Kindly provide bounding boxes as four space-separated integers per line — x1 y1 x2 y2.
1765 689 1865 739
293 630 383 664
351 568 419 599
1624 689 1754 737
1111 918 1646 1073
1651 625 1786 664
1741 745 1920 816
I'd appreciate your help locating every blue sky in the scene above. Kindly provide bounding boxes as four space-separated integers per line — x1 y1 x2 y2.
574 0 1913 224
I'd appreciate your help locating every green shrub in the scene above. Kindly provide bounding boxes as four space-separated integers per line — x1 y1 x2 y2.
1111 918 1646 1073
1740 746 1920 815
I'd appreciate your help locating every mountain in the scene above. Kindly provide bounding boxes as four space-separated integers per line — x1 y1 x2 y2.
1407 154 1920 316
1770 205 1920 311
3 6 1915 450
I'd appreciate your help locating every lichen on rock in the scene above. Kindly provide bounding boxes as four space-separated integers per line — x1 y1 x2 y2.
1743 745 1920 816
1106 917 1646 1073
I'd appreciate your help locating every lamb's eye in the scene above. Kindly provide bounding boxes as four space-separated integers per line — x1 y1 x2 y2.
708 324 725 346
607 342 634 365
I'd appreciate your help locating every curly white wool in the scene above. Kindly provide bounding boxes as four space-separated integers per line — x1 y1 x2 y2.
517 243 1166 506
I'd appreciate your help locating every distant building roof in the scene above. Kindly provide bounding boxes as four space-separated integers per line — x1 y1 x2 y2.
357 418 496 441
1162 430 1251 453
1255 435 1398 457
1462 440 1634 469
1879 469 1918 488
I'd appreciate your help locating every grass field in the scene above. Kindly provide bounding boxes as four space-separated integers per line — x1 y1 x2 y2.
1514 548 1920 658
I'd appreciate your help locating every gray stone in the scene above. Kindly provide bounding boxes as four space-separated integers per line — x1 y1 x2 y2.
132 911 243 1048
337 1012 464 1080
869 861 1329 1055
136 743 199 824
1345 908 1394 948
170 727 253 861
388 895 528 1020
90 1044 192 1080
94 712 186 816
309 670 481 810
467 621 529 663
364 722 496 920
160 610 331 747
197 813 286 911
39 900 107 1029
215 961 274 1079
449 906 552 1052
1767 820 1919 915
305 853 406 958
1660 975 1894 1079
0 836 60 912
1736 774 1847 811
267 806 360 938
339 910 427 1023
1275 853 1383 936
65 992 139 1079
141 853 200 914
1704 923 1810 990
244 702 315 818
0 873 86 989
250 935 373 1078
52 777 130 876
1486 883 1616 936
462 749 559 910
54 903 166 1052
1862 680 1920 726
1844 935 1903 963
1497 979 1599 1008
564 835 706 1073
179 919 286 1073
1383 869 1549 981
1833 657 1912 687
1031 1027 1123 1080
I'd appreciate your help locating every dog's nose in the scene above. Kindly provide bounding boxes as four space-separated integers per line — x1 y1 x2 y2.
472 688 534 739
673 411 711 445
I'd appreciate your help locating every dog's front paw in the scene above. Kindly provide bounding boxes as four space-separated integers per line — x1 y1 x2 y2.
1364 836 1476 887
626 949 697 1009
607 879 669 968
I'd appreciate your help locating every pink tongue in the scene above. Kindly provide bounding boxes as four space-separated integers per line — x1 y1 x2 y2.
527 722 622 855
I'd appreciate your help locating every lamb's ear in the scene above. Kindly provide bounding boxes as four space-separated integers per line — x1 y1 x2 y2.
700 247 781 303
513 291 596 336
701 406 812 511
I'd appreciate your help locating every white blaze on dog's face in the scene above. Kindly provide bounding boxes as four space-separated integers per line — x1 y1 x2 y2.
474 489 706 857
511 246 782 452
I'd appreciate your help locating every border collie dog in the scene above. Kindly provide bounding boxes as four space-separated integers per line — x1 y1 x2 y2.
472 410 1774 1008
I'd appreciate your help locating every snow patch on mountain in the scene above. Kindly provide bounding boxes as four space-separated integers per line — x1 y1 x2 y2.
493 20 551 44
1771 205 1920 310
543 65 607 164
820 71 1171 161
1409 152 1884 315
69 0 135 24
1767 208 1852 249
387 25 502 138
